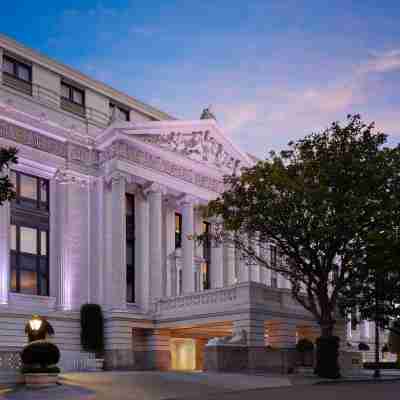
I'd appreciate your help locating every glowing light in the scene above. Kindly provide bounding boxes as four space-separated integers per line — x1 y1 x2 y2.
29 315 42 331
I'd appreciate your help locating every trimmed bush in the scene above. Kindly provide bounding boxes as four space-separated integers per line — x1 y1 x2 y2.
364 362 400 370
80 303 104 355
21 365 60 374
21 340 60 368
358 342 370 351
296 338 314 352
314 336 340 379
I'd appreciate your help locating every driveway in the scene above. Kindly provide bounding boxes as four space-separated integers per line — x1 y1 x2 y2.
60 371 291 400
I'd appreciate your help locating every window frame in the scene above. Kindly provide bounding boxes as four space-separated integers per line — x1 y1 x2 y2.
3 55 32 83
110 102 130 122
61 81 85 106
175 213 182 249
9 170 50 296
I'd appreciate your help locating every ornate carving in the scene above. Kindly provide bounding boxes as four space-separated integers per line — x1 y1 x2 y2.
101 140 225 193
54 169 90 187
137 130 241 172
0 120 67 158
200 106 216 121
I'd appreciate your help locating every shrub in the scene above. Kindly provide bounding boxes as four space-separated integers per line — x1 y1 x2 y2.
358 342 370 351
21 340 60 368
382 344 389 353
314 336 340 379
21 365 60 374
80 303 104 355
388 320 400 365
296 338 314 352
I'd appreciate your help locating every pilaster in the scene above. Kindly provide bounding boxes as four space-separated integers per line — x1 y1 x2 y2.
0 199 10 304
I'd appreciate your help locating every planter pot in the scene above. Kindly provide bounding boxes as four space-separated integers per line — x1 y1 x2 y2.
24 373 59 387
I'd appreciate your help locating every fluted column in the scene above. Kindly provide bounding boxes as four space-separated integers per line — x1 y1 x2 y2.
181 197 195 294
146 183 165 301
210 219 223 289
223 237 236 286
0 199 10 305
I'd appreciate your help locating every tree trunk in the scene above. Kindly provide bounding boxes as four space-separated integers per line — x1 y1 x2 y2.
314 317 340 379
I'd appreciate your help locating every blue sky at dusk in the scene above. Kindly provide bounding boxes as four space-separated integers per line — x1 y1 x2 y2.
1 1 399 156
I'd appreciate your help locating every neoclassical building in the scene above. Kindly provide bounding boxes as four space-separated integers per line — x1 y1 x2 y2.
0 34 360 375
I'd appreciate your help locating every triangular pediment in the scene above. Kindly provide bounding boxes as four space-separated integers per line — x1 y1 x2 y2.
109 119 254 174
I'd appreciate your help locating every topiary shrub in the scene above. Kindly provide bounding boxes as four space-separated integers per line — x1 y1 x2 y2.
21 340 60 368
80 303 104 356
296 338 314 367
296 338 314 352
314 336 340 379
358 342 370 351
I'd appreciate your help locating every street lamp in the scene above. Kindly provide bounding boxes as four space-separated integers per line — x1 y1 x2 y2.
29 315 43 332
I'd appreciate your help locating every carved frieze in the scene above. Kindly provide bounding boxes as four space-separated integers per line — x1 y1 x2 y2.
0 120 67 158
136 130 241 174
101 140 225 193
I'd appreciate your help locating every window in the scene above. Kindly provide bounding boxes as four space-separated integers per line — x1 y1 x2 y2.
3 55 31 82
175 213 182 249
201 221 211 290
10 171 49 296
126 194 135 303
61 81 85 116
2 55 32 95
110 103 130 122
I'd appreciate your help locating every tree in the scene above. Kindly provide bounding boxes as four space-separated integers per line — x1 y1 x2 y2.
202 115 398 377
0 147 18 205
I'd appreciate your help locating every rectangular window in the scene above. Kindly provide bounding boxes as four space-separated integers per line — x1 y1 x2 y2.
270 245 277 267
126 194 135 303
110 103 130 122
61 81 85 116
175 213 182 249
10 171 49 296
2 55 32 95
3 56 31 82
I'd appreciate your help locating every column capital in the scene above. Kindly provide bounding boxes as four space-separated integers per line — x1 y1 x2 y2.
104 171 131 186
143 182 168 197
55 168 91 188
177 194 200 207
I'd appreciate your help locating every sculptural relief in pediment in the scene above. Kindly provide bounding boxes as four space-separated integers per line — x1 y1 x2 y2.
136 130 241 174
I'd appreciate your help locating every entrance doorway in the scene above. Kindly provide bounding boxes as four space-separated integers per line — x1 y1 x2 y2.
170 338 196 371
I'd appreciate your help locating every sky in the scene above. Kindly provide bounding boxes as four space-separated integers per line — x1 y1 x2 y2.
1 1 400 157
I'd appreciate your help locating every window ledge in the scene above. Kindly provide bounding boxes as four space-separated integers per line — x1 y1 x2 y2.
8 292 56 312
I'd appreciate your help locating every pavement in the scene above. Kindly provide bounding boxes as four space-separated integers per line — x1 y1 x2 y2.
60 371 291 400
0 370 398 399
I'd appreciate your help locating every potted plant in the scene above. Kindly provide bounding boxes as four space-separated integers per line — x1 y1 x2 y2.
21 315 60 387
80 303 105 370
296 338 314 367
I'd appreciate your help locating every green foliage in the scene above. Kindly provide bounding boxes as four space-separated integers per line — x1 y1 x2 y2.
0 147 18 206
296 338 314 352
21 340 60 368
203 114 400 376
80 303 104 354
314 336 340 379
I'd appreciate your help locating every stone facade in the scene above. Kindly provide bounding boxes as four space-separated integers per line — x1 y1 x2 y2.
0 35 358 378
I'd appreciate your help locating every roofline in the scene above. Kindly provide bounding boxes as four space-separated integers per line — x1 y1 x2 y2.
0 33 176 122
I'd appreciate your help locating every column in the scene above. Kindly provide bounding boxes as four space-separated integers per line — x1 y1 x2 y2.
182 198 195 294
249 234 261 283
135 192 150 309
104 173 126 310
223 237 236 286
0 199 10 304
164 206 175 297
209 218 223 288
148 184 164 301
